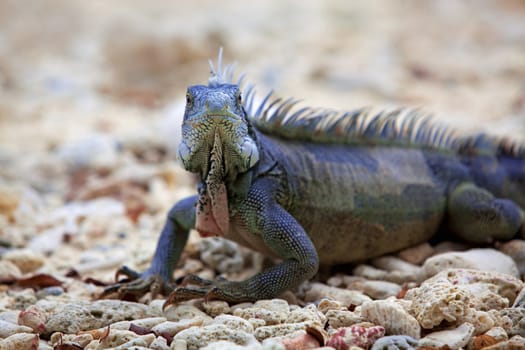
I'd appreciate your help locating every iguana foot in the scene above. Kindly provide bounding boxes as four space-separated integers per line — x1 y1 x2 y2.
100 265 172 300
162 274 252 308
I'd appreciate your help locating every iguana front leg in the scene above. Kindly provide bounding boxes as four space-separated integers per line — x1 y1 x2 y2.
102 195 196 298
164 180 319 305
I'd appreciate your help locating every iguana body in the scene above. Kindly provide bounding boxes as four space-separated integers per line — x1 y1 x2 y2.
107 52 525 304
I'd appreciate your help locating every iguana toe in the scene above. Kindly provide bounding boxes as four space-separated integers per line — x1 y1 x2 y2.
163 286 209 310
100 265 172 300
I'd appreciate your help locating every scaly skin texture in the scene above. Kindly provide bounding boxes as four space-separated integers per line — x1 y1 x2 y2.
104 55 525 304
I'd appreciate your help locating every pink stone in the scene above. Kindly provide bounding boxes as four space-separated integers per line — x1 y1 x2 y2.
326 325 385 350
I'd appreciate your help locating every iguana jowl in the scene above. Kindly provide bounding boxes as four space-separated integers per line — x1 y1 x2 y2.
106 51 525 304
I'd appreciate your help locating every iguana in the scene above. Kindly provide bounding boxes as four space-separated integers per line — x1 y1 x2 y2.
104 50 525 305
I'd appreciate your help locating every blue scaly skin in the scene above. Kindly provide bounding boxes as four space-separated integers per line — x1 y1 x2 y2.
103 52 525 305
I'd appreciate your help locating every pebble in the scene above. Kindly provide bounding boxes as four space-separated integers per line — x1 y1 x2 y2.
200 237 245 273
326 324 385 350
371 335 418 350
152 318 207 337
0 320 34 338
211 314 255 334
343 277 402 300
481 335 525 349
164 303 213 323
233 299 290 325
202 300 230 317
2 249 45 274
371 256 422 276
361 298 420 339
397 242 435 265
0 310 20 324
280 331 321 349
201 340 260 350
303 283 372 308
325 309 364 329
50 333 94 348
0 332 39 350
56 133 119 170
150 336 171 350
468 326 507 350
418 322 475 349
0 260 22 281
286 303 326 326
498 308 525 337
317 298 345 314
18 305 47 333
40 299 153 334
254 321 314 341
173 324 259 350
422 248 520 278
352 264 420 284
496 240 525 275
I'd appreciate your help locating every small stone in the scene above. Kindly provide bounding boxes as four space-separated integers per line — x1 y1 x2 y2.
497 240 525 275
3 249 45 274
371 256 422 275
498 308 525 336
254 322 313 341
0 260 22 281
418 322 475 349
200 237 244 273
481 335 525 350
42 299 153 334
343 278 402 300
371 335 418 350
50 333 94 348
397 242 435 265
304 283 372 308
280 331 321 350
0 320 33 338
325 309 364 329
0 311 20 324
326 324 385 349
150 336 171 350
112 335 157 349
0 333 39 350
286 304 326 326
211 314 255 334
18 305 47 333
164 303 213 323
152 319 207 337
361 298 420 339
422 248 520 278
318 299 345 314
201 340 257 350
233 299 290 325
174 324 259 350
484 326 509 342
202 300 230 317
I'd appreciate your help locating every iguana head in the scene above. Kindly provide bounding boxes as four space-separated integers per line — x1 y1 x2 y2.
178 83 259 180
177 59 259 237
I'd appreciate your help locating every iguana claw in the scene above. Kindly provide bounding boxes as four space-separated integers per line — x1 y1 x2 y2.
100 265 172 300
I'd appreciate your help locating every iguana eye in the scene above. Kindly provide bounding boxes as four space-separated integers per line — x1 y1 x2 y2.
186 92 193 107
236 92 242 105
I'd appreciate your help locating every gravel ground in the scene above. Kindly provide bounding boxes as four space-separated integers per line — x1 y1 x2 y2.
1 1 525 349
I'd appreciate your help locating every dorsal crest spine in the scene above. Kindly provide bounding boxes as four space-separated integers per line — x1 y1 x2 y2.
207 50 525 158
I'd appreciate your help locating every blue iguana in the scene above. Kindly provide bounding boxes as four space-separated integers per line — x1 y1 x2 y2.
104 50 525 305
